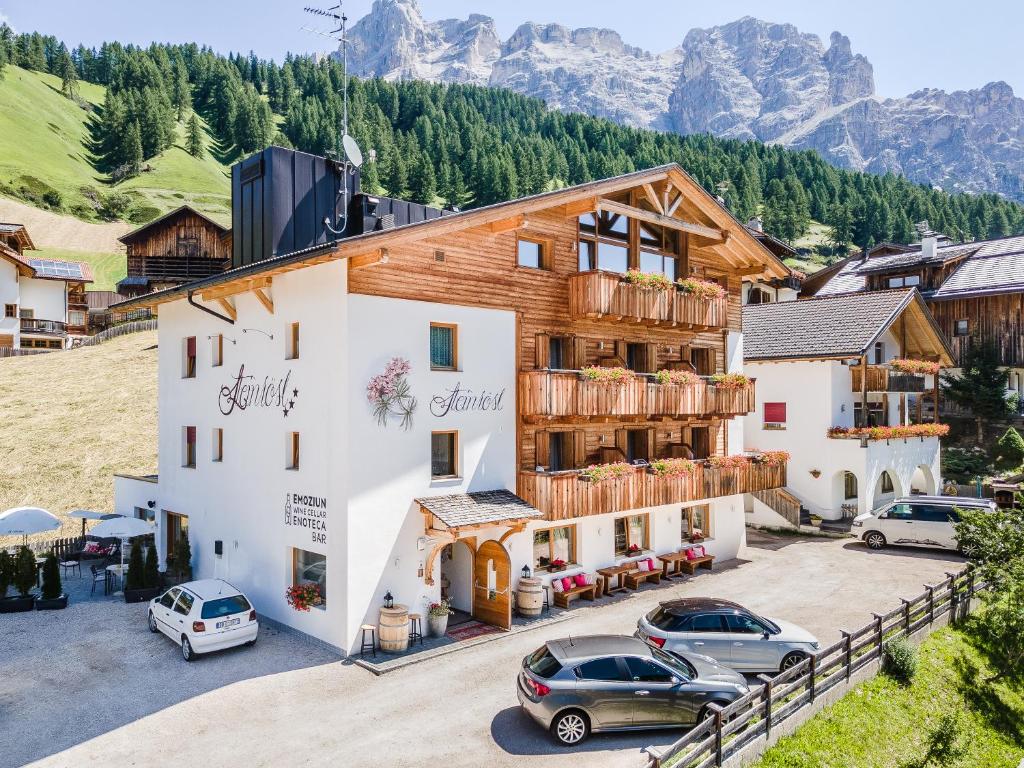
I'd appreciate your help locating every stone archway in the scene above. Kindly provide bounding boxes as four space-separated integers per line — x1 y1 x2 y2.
910 464 936 495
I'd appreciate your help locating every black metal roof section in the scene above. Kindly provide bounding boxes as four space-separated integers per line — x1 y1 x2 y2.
117 205 229 245
416 489 542 529
743 289 915 361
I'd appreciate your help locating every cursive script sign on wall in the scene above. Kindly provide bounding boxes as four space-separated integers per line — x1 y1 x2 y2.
219 364 300 417
429 383 506 417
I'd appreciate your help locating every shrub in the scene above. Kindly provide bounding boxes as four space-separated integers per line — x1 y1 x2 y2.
995 426 1024 470
99 192 133 221
175 534 193 580
676 277 726 300
923 711 967 765
580 365 632 383
41 189 62 209
882 635 918 683
40 552 62 600
0 550 10 598
144 542 160 588
654 369 701 386
709 373 751 389
579 462 633 483
941 446 992 482
13 546 37 598
128 204 161 224
125 539 145 591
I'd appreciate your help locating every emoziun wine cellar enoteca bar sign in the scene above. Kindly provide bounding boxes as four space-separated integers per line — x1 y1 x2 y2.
285 493 327 545
429 384 506 417
219 365 300 417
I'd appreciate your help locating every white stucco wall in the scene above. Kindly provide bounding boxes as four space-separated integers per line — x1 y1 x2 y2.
0 260 18 344
19 277 66 324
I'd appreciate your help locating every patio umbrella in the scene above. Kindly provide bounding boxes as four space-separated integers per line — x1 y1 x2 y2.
0 507 61 546
87 516 155 569
68 509 121 538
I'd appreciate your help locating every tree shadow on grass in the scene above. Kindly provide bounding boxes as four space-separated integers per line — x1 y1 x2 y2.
952 620 1024 746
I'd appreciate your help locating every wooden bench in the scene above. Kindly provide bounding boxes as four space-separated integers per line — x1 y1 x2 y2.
553 582 598 608
624 568 662 590
679 555 714 574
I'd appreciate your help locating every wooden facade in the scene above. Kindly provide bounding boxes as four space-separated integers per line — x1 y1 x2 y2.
929 293 1024 368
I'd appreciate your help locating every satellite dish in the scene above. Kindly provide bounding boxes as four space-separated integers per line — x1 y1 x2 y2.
342 134 363 169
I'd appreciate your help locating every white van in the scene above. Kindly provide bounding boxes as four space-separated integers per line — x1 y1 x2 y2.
852 496 996 551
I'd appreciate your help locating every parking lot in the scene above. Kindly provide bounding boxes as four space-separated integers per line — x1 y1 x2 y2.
2 532 964 768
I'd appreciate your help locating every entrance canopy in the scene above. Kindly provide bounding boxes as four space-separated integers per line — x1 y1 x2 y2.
416 489 542 531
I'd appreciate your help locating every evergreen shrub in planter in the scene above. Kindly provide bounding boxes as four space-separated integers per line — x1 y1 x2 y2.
124 539 161 603
0 546 37 613
36 551 68 610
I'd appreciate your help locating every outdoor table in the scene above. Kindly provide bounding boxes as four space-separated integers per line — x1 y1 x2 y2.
657 551 691 579
597 564 632 595
106 564 128 594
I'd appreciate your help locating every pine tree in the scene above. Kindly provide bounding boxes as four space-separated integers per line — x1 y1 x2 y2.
56 44 78 100
942 344 1013 444
995 427 1024 470
171 59 190 121
186 113 204 159
122 120 143 178
408 154 437 205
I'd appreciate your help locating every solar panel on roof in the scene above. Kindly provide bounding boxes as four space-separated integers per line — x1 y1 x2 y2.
29 259 85 279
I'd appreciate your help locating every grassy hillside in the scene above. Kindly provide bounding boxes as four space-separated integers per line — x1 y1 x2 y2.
0 66 231 223
0 331 157 545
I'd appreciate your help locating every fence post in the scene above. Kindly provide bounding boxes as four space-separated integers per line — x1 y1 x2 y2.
901 598 911 635
841 630 852 681
808 653 817 703
927 585 935 625
946 572 959 625
708 702 724 767
757 674 774 739
873 613 883 661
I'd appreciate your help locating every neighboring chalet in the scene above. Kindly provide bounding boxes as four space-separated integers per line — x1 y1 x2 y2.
0 222 92 351
804 231 1024 410
117 205 230 298
742 217 803 305
110 147 788 654
743 289 954 527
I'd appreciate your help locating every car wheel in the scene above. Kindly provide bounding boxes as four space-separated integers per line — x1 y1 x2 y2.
245 637 257 647
698 701 733 724
181 636 195 662
551 710 589 746
780 652 806 672
864 531 886 550
148 612 159 633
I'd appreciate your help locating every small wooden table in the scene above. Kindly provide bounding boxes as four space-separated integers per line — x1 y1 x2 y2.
597 564 633 595
656 551 691 579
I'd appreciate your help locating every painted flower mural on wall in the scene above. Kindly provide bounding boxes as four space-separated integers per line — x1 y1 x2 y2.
367 357 417 430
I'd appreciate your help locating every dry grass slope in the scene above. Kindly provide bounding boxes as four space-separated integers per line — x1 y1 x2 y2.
0 331 157 544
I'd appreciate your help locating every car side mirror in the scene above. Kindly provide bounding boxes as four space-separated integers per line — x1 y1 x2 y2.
671 676 684 685
762 631 770 640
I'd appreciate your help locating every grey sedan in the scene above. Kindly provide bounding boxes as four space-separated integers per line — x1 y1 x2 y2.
517 634 749 746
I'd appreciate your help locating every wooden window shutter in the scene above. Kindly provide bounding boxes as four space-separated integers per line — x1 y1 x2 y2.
185 426 196 444
614 429 627 454
645 342 659 373
614 341 628 365
572 336 588 370
535 430 550 469
186 337 196 356
572 430 587 469
535 333 550 369
764 402 786 423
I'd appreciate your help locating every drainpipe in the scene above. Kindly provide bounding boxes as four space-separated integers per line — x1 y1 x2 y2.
187 290 234 325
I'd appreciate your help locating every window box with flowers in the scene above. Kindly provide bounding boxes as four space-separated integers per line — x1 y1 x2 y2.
579 365 633 383
676 277 726 301
888 359 941 376
285 583 322 612
624 269 674 291
653 369 702 387
827 424 950 441
578 461 634 483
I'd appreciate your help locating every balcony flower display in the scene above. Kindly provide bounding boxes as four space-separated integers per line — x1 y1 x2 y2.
706 454 751 470
827 424 951 440
285 582 322 612
654 369 702 386
753 450 791 466
709 373 751 389
579 461 633 483
676 277 726 300
580 365 633 383
623 269 673 290
889 359 941 376
649 457 698 477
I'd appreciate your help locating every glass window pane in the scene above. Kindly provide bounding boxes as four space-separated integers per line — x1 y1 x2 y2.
600 213 629 238
625 657 673 683
628 514 646 549
905 275 921 286
639 250 664 275
518 240 542 269
579 213 597 232
614 517 627 556
598 242 628 273
664 257 676 281
533 529 551 569
690 614 725 632
578 239 596 271
726 614 765 634
431 432 456 477
576 657 627 681
888 277 903 288
639 222 661 248
430 325 454 368
552 527 572 563
293 548 327 606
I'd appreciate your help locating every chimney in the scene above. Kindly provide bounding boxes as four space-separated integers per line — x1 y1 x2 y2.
920 235 938 261
747 216 763 233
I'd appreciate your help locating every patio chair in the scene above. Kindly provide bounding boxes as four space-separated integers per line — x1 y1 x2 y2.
60 558 82 579
90 564 111 596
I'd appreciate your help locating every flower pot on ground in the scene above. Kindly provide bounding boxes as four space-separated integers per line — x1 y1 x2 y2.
36 551 67 610
427 598 454 637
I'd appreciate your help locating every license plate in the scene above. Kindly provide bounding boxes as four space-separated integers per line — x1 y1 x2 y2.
217 617 241 629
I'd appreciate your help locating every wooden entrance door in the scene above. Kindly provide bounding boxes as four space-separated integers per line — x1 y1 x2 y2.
473 539 512 630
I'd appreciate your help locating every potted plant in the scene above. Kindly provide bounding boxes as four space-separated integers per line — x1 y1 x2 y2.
36 551 68 610
175 534 193 581
427 598 454 637
689 528 705 544
0 549 10 600
144 542 161 589
626 544 642 557
124 539 162 603
0 546 37 613
549 558 568 572
286 583 322 611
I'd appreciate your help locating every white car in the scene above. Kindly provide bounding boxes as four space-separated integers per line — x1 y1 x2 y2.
852 496 996 551
149 579 258 661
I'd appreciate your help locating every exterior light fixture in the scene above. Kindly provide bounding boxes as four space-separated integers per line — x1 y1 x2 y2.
383 591 394 609
521 564 531 579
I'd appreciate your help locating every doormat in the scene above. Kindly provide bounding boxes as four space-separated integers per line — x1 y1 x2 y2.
446 621 500 643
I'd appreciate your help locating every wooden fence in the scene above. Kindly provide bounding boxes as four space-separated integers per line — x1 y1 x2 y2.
645 568 982 768
26 536 86 559
75 319 157 347
0 347 48 359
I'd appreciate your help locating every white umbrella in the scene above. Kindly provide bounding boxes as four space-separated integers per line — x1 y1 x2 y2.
68 509 121 537
88 516 155 570
0 507 60 545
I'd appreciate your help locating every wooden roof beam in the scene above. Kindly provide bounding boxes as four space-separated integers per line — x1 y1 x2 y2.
642 184 665 215
217 298 237 322
199 276 273 302
253 287 274 314
349 248 389 270
596 198 725 242
485 214 529 234
562 197 598 218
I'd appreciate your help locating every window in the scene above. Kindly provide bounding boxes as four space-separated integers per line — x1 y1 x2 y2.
689 614 727 632
954 319 969 337
614 513 649 557
625 429 650 462
212 428 223 462
763 402 786 429
880 471 894 493
887 275 921 288
547 431 574 472
429 323 457 370
873 342 885 365
746 287 772 305
68 310 86 326
287 432 300 470
431 431 458 478
173 590 194 616
19 308 33 319
624 657 673 683
211 334 224 367
286 322 299 360
886 503 912 520
725 614 769 634
182 426 196 468
548 336 569 369
639 249 677 280
911 504 951 523
844 472 858 500
533 525 577 571
578 238 596 271
292 548 327 607
575 657 628 682
183 336 197 378
200 595 251 620
597 241 629 273
3 304 14 318
517 238 548 270
682 505 711 540
159 588 179 609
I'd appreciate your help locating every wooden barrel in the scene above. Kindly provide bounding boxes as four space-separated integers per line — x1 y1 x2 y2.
517 577 544 617
379 605 410 653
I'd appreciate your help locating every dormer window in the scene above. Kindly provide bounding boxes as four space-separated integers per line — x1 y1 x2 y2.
887 274 921 288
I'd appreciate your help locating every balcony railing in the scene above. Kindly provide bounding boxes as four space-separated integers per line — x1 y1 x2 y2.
126 255 229 282
519 460 786 521
851 365 926 393
519 370 755 421
20 318 66 335
568 271 729 329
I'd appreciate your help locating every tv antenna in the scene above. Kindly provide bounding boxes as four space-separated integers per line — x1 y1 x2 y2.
303 3 364 236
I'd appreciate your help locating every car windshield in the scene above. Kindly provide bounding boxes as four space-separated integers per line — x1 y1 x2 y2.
200 595 252 620
651 647 694 680
526 646 563 679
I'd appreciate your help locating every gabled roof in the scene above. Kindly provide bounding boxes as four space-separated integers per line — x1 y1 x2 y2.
111 163 790 312
27 258 94 283
416 489 542 529
118 205 229 245
0 241 35 276
856 243 978 275
0 222 36 251
743 288 953 365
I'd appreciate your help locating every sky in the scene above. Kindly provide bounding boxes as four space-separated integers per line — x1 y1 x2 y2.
1 1 1021 98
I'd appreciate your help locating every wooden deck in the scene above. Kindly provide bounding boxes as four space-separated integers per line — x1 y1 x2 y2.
851 365 926 393
568 271 729 329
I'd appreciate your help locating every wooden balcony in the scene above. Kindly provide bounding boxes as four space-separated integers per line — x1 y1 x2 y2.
519 370 755 421
126 255 229 282
20 318 66 336
568 271 729 329
851 365 926 393
519 461 786 521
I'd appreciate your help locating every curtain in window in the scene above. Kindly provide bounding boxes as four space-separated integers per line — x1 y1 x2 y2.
628 515 646 549
614 518 627 556
552 527 572 563
430 326 453 368
532 529 550 569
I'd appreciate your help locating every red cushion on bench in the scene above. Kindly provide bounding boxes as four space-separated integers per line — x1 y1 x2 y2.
561 577 573 592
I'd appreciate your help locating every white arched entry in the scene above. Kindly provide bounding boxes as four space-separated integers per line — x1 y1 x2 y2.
872 469 903 510
832 470 860 517
910 465 936 495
